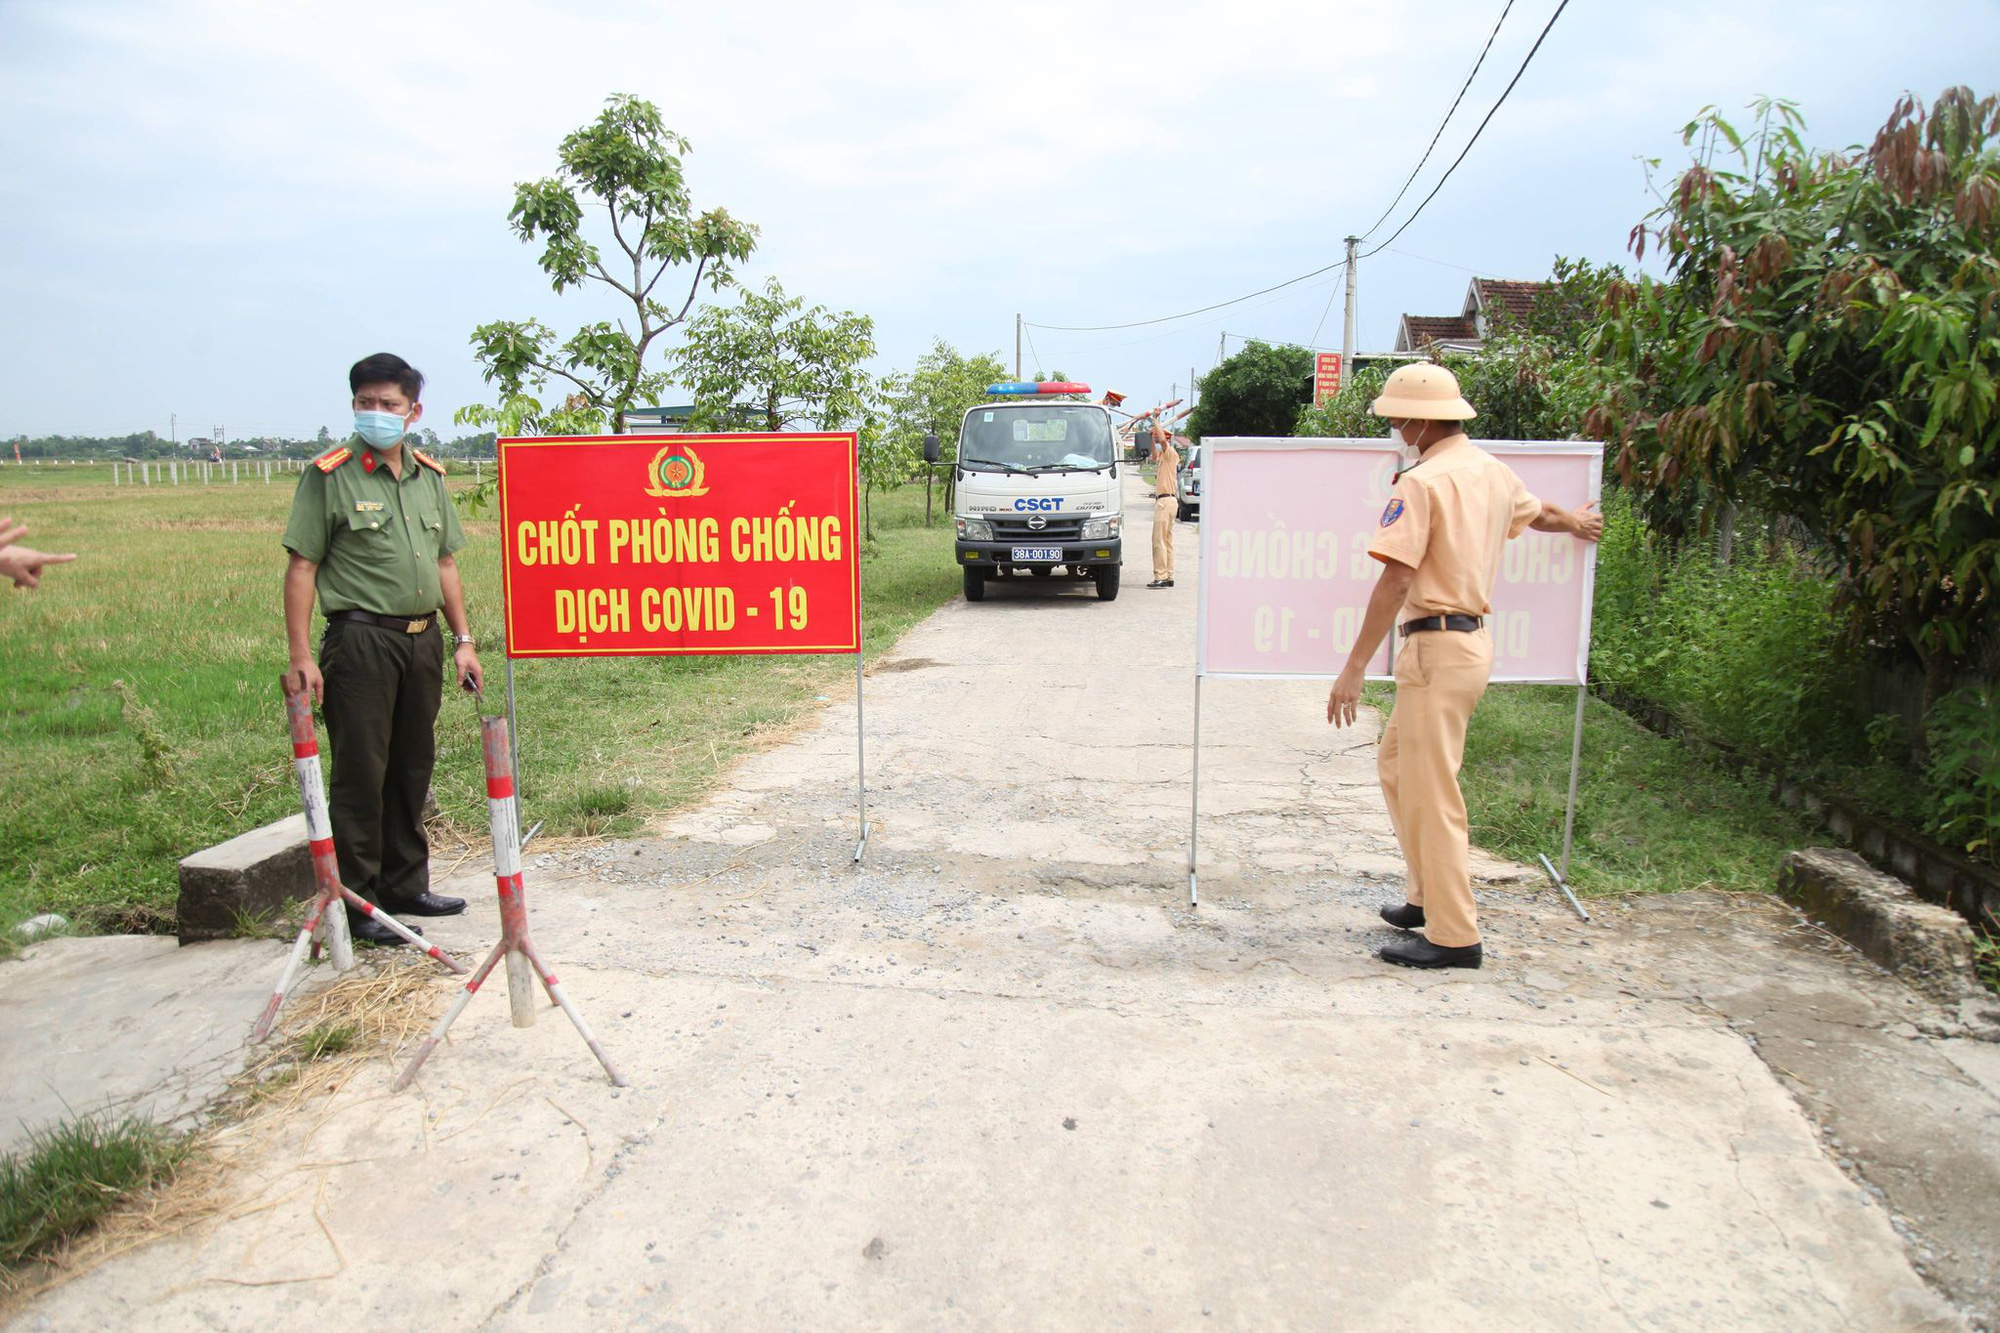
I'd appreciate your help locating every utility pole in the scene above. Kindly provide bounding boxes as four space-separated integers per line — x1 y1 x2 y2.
170 412 177 451
1190 365 1197 409
1217 331 1226 367
1015 313 1023 381
1341 236 1360 373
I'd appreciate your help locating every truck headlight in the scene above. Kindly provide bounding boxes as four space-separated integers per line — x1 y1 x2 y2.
957 516 993 541
1081 515 1120 540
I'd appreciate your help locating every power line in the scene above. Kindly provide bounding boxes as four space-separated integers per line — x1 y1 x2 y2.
1032 266 1348 355
1360 0 1571 260
1023 257 1348 333
1356 0 1517 243
1021 0 1558 345
1023 323 1045 375
1388 247 1492 275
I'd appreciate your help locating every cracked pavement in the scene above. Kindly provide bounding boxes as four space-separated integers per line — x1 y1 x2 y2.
8 468 1994 1329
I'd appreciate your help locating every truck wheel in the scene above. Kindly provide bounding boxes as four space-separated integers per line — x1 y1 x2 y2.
963 565 987 602
1094 565 1120 601
1177 500 1192 522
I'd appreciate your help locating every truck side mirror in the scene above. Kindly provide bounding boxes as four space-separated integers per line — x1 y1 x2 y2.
922 433 940 465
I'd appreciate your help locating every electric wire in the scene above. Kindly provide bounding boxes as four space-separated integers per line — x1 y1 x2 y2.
1023 257 1348 333
1356 0 1517 242
1033 266 1347 355
1359 0 1571 259
1019 0 1562 347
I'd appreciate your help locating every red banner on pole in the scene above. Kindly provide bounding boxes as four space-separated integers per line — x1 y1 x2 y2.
1312 352 1343 407
496 433 860 659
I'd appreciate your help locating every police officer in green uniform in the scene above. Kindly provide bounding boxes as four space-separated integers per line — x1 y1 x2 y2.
281 353 483 945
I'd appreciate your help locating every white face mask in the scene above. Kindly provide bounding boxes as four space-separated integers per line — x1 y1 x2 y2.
1391 423 1419 467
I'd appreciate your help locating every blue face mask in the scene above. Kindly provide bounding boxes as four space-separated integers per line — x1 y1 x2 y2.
354 410 410 450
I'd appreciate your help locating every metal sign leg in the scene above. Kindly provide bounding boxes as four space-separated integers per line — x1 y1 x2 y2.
853 647 869 862
1536 684 1591 923
1188 674 1202 908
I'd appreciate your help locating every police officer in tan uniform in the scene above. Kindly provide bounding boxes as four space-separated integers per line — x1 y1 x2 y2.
1326 364 1601 968
1148 424 1179 589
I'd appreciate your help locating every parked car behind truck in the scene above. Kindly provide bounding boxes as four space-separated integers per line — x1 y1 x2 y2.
1175 441 1202 522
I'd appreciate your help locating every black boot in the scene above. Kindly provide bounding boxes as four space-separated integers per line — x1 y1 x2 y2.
382 892 466 917
1379 902 1425 930
349 912 421 947
1378 935 1482 969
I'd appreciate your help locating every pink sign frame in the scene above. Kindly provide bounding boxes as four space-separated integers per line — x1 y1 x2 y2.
1195 438 1603 685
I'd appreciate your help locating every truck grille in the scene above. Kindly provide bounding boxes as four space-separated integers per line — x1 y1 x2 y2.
990 516 1086 541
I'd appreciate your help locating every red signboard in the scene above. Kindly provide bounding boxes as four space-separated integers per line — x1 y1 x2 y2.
496 433 860 659
1312 352 1343 407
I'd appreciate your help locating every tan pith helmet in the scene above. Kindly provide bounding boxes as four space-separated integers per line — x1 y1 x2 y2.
1370 362 1477 421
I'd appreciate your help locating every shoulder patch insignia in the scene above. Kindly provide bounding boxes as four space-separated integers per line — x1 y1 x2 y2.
313 447 352 473
412 448 446 475
1380 498 1405 527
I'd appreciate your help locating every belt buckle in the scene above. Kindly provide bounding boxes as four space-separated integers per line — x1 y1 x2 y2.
405 616 430 635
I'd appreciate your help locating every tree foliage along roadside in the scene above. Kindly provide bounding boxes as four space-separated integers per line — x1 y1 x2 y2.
667 278 877 433
1589 89 2000 698
1187 341 1313 441
459 95 758 437
880 340 1010 522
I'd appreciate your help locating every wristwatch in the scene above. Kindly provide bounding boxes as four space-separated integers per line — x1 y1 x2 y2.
453 633 477 647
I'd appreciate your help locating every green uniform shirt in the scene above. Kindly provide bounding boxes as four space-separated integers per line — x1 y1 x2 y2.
282 441 467 616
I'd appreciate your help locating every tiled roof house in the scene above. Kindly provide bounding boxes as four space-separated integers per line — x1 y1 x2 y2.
1393 278 1548 353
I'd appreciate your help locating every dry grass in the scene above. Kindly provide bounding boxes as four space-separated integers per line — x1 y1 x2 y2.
0 959 446 1307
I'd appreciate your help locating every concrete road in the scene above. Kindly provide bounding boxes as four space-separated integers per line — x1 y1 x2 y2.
9 469 1988 1329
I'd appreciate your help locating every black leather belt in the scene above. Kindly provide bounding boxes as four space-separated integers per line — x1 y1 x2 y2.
1400 614 1483 637
329 609 435 635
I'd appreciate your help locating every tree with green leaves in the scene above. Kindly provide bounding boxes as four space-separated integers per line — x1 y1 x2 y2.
880 340 1009 522
459 94 758 436
1589 89 2000 703
1187 341 1313 441
668 277 877 432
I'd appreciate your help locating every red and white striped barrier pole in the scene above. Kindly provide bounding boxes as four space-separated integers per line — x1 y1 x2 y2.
253 675 467 1043
394 712 625 1089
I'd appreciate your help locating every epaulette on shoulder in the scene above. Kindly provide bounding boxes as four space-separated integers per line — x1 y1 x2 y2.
412 448 446 475
313 447 352 473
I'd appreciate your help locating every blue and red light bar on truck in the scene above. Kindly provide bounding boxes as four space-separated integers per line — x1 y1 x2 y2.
985 381 1091 396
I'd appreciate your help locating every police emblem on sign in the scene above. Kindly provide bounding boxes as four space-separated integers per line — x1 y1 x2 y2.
646 445 710 498
1380 498 1405 527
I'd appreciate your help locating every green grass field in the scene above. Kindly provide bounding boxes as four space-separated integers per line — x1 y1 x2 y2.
0 463 959 940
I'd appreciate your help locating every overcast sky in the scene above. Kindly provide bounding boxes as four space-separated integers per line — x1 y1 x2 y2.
2 0 1993 440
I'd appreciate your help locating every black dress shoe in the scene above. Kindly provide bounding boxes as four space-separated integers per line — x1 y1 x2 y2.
1380 901 1426 930
1147 579 1174 589
1379 936 1483 969
348 913 420 946
383 892 466 917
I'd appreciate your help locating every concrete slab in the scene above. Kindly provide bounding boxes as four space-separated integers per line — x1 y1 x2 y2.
0 935 287 1154
176 813 312 944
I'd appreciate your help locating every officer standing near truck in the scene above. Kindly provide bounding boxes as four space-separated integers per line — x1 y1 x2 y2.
1324 363 1601 968
281 353 483 945
1148 424 1179 589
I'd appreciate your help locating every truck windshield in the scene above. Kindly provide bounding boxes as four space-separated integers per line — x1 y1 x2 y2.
960 406 1114 472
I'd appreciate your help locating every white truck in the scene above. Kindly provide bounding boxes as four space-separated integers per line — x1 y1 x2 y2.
926 390 1124 602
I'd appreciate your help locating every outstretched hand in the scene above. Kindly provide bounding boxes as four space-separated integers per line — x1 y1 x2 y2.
0 543 76 589
1570 500 1604 544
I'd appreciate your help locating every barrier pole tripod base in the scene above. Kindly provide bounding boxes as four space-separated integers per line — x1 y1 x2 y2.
393 712 625 1090
254 679 468 1043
